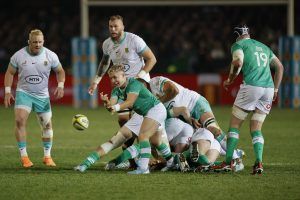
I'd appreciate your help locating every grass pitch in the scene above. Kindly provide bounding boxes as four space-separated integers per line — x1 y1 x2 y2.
0 105 299 200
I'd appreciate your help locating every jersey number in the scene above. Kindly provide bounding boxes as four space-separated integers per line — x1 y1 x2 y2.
254 52 268 67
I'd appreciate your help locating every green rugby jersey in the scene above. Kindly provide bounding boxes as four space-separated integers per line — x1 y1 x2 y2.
231 38 275 88
111 78 160 116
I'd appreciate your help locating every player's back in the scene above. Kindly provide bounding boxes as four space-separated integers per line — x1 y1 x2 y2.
232 38 274 88
149 76 200 111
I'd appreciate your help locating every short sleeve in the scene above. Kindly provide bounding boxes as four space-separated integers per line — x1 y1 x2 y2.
102 40 109 56
49 51 60 69
111 88 119 100
127 80 142 95
10 53 18 68
231 43 242 54
133 35 148 54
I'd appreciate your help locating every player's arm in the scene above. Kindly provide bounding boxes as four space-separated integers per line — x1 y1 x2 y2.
270 56 284 101
224 49 244 90
137 48 157 78
110 93 138 113
4 64 17 107
157 81 179 103
53 64 65 99
88 54 111 95
170 106 192 125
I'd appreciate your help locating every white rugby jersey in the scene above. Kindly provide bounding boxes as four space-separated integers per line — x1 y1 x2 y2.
10 47 60 97
149 76 200 112
102 32 149 78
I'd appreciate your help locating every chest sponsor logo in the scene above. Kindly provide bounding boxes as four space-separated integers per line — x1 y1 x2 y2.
25 75 43 84
123 64 130 72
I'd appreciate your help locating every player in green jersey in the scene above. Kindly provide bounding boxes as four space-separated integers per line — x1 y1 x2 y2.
212 25 284 174
75 64 172 174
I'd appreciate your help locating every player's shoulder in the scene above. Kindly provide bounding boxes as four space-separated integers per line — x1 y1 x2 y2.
12 47 27 57
125 32 144 42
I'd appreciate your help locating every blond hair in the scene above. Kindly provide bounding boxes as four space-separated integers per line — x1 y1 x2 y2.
108 64 125 75
109 15 123 22
29 29 43 40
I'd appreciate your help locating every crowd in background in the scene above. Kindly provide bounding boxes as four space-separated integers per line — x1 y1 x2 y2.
0 2 289 74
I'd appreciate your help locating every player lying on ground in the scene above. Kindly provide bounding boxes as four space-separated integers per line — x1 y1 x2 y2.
148 76 244 164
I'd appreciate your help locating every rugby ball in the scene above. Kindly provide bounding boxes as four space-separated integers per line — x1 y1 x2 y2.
72 114 89 131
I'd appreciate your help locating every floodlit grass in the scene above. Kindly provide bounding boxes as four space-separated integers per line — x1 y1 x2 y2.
0 105 299 200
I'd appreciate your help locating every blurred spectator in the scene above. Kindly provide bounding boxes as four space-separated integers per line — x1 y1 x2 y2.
0 1 289 74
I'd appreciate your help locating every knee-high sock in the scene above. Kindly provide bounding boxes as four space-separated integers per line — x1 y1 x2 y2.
251 130 264 164
115 144 140 165
156 143 172 161
137 141 151 170
225 128 240 164
81 152 100 168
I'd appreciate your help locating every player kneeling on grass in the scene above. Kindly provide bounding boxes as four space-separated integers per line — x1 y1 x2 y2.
75 64 173 174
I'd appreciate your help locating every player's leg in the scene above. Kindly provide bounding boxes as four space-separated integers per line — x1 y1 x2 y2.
224 106 246 165
15 108 32 167
75 126 132 172
34 95 57 166
190 129 214 171
151 129 174 171
250 110 265 174
128 104 167 174
14 91 33 168
36 112 56 166
250 87 272 175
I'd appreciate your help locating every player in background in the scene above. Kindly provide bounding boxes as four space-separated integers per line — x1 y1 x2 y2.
148 76 244 168
88 15 156 127
212 25 284 175
4 29 65 168
75 64 172 174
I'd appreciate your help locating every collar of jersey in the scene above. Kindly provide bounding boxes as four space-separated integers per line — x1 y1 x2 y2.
111 32 127 45
26 46 44 56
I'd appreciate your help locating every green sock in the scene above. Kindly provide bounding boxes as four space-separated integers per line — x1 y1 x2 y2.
225 128 240 164
115 144 140 165
213 161 223 165
81 152 100 168
196 155 210 165
251 130 264 164
216 131 227 151
156 143 172 161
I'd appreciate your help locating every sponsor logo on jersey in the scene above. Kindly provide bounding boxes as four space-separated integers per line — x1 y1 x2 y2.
123 64 130 72
44 61 48 66
25 75 43 84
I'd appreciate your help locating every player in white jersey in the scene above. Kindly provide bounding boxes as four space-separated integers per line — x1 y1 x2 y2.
4 29 65 168
149 76 244 167
88 15 157 128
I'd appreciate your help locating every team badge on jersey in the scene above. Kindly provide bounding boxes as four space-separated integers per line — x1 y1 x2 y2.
44 61 48 66
125 48 129 53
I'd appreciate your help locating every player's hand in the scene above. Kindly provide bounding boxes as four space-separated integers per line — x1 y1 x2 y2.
54 87 64 99
4 93 15 108
223 79 232 91
88 83 98 95
191 118 201 129
100 92 110 105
